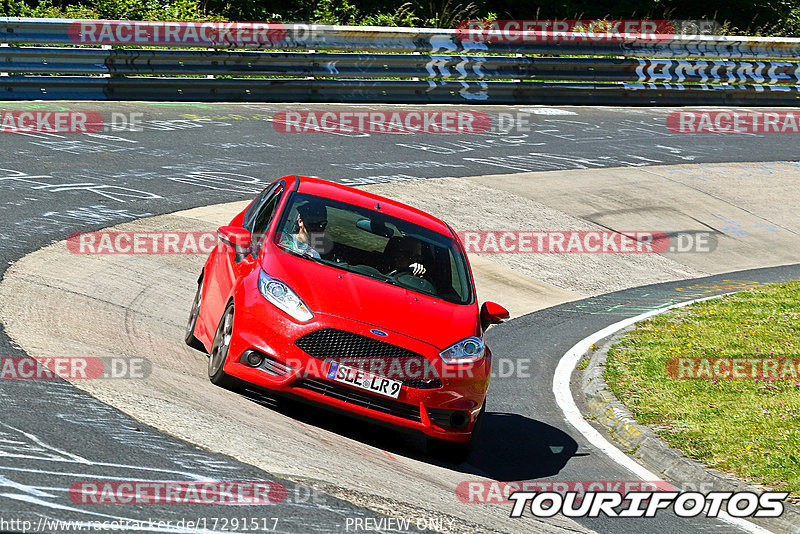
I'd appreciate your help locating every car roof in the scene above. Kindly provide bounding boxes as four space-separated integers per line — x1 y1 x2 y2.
287 175 454 237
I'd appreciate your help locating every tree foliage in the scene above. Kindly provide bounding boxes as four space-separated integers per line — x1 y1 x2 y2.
1 0 797 36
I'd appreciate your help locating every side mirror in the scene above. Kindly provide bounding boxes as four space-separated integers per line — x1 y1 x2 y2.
218 226 252 260
480 301 509 331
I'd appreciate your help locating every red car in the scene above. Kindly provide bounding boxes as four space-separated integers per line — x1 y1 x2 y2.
185 175 508 461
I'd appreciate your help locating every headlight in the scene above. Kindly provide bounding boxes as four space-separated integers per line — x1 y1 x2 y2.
258 270 313 322
439 336 485 365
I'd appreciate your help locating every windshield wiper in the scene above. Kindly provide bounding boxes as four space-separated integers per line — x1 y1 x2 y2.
352 269 401 286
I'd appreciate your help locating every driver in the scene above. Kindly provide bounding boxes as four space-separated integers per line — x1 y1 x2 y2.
385 236 427 277
280 202 331 259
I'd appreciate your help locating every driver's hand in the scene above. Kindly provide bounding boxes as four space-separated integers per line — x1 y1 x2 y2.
409 263 426 276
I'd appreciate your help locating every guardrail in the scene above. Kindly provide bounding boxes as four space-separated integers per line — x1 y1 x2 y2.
2 17 800 104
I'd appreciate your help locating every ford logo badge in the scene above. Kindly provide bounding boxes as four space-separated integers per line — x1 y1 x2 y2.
370 329 388 337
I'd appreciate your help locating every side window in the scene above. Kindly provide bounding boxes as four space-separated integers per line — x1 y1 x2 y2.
250 186 284 256
243 182 279 232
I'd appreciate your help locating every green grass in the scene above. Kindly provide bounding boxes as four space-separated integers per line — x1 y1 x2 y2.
605 281 800 495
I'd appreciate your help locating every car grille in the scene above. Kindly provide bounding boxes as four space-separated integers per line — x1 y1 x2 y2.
294 377 422 422
401 378 443 389
295 328 441 389
296 328 417 359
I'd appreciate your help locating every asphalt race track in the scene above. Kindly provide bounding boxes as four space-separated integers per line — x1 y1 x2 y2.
1 103 799 534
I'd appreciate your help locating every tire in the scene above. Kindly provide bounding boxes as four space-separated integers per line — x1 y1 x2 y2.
185 276 206 352
426 401 485 464
207 303 240 390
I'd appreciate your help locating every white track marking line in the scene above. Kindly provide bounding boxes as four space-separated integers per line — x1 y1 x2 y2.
553 293 774 534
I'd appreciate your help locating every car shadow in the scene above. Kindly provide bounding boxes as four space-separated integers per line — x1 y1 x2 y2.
467 412 579 480
241 387 578 480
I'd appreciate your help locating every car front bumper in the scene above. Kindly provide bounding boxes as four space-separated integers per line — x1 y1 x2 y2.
222 283 489 443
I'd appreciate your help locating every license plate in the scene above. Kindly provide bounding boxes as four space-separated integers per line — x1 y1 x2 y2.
326 362 402 399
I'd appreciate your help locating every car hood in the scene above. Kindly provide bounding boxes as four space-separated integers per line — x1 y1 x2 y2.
263 250 478 350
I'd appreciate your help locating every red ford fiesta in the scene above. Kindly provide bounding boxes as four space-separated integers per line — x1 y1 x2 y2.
185 175 508 462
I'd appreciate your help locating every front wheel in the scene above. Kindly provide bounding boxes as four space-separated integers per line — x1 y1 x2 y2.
427 402 485 464
208 303 240 390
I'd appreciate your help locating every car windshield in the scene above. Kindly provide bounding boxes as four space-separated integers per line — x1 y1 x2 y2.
274 192 472 304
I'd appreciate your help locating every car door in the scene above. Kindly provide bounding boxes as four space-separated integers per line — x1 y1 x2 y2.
246 182 285 262
210 183 286 325
203 183 284 333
